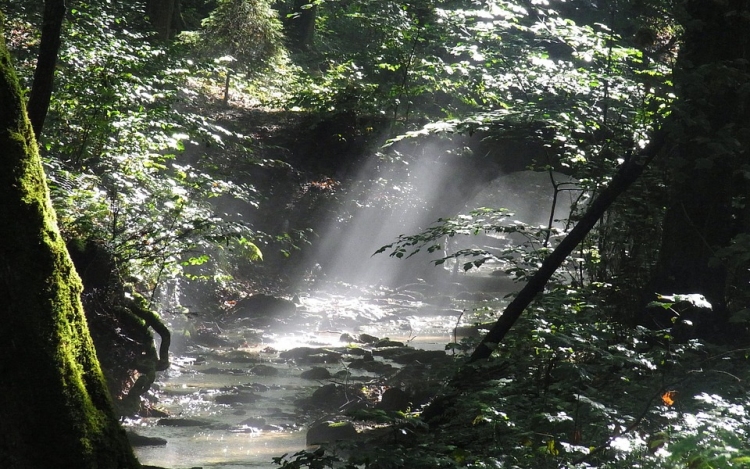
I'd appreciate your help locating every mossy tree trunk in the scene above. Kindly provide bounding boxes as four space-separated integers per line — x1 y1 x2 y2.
0 17 140 469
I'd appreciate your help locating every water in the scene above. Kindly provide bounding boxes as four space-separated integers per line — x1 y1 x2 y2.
129 280 515 468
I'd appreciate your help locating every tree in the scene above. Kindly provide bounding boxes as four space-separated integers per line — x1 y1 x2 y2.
26 0 65 139
0 16 140 469
650 0 750 322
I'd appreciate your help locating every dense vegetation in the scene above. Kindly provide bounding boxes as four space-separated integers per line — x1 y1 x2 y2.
3 0 750 467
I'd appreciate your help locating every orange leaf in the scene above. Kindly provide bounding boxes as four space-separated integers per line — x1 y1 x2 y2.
661 390 677 406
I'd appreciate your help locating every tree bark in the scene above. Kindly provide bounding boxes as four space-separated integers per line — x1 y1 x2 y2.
285 0 317 52
27 0 66 140
469 133 665 362
0 19 140 469
650 0 750 316
146 0 178 40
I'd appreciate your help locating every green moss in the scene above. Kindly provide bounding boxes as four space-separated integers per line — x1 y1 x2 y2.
0 20 140 469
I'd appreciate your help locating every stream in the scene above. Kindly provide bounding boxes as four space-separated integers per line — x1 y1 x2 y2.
127 273 515 468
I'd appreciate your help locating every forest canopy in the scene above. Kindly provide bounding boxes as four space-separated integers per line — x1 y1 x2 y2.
3 0 750 467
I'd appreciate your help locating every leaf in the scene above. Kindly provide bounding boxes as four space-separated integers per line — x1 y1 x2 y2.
661 390 676 406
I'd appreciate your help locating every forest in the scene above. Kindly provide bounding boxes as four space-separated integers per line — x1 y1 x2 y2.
1 0 750 467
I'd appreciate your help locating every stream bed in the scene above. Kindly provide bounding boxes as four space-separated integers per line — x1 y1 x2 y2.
128 276 513 468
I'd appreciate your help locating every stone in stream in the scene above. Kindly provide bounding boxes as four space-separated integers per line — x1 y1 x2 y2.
126 431 168 447
215 391 262 405
239 416 267 428
250 364 279 376
347 358 394 374
305 383 365 409
232 294 296 318
279 346 342 364
358 333 380 344
157 418 210 427
300 367 332 380
306 421 358 445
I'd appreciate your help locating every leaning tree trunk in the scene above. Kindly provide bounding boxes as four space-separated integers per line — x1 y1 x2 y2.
650 0 750 317
469 133 665 362
0 18 140 469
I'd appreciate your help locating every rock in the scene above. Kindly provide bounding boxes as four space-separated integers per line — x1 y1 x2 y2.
250 364 279 376
376 388 411 412
279 347 342 364
358 333 380 344
233 294 296 318
239 416 267 428
390 350 448 364
309 383 348 408
374 338 404 347
301 367 332 380
215 391 261 405
201 367 248 375
193 328 233 347
344 346 366 356
340 332 358 343
306 421 358 445
220 350 261 363
347 359 393 374
127 431 168 447
157 418 210 427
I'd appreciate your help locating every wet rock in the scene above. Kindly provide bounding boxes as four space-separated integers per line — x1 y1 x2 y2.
220 350 261 363
301 367 332 380
348 359 394 374
306 421 358 445
157 418 210 427
245 382 270 392
215 391 262 405
127 431 168 447
280 347 342 364
193 328 233 347
376 388 411 412
390 350 448 365
371 347 413 359
250 364 279 376
239 416 267 428
340 332 357 343
139 406 169 418
358 334 380 344
309 383 348 408
201 367 248 375
233 294 296 318
374 339 404 348
371 347 448 364
344 346 366 356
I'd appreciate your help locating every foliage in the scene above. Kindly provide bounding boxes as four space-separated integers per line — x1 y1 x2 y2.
3 1 268 297
198 0 285 73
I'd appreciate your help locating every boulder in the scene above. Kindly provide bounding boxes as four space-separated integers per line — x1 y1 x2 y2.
126 431 168 447
376 388 411 412
301 367 332 380
233 294 296 318
215 391 261 405
306 421 358 445
250 364 279 376
157 418 209 427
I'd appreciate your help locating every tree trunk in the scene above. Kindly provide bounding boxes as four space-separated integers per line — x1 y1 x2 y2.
285 0 316 52
469 133 665 362
146 0 178 40
0 20 140 469
27 0 66 140
650 0 750 316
